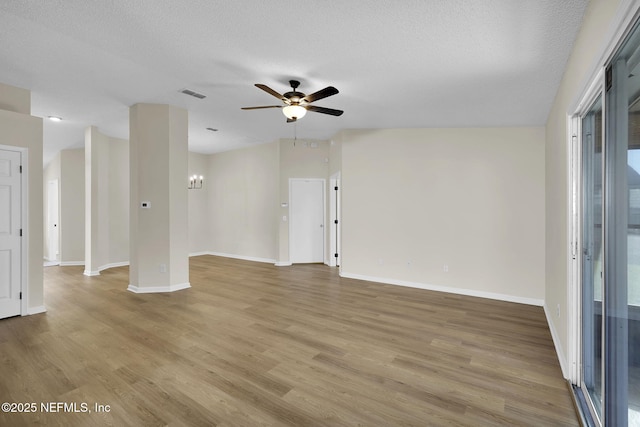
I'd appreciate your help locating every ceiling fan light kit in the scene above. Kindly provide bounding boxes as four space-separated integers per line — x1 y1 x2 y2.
282 104 307 120
242 79 343 123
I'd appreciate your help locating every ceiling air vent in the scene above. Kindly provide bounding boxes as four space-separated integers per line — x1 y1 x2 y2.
180 88 206 99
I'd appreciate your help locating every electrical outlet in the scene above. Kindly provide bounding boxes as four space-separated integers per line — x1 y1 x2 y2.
443 264 449 272
159 263 167 273
378 259 384 266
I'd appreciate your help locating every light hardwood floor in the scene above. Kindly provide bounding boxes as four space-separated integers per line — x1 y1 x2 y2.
0 255 578 426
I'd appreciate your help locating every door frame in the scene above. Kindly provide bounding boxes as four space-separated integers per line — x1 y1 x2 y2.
569 87 606 424
288 178 326 264
0 144 28 316
329 172 341 267
568 72 605 387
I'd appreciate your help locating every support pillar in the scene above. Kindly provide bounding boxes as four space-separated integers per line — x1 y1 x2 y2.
128 104 189 293
84 126 109 276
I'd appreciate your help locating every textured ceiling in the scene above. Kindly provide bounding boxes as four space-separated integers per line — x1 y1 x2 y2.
0 0 588 165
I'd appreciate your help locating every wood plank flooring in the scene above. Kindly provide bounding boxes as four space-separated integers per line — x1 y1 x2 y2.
0 255 578 426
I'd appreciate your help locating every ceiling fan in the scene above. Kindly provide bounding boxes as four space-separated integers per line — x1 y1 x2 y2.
242 80 343 122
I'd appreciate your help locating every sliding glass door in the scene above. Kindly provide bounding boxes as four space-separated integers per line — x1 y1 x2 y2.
606 20 639 425
581 94 603 423
578 16 640 427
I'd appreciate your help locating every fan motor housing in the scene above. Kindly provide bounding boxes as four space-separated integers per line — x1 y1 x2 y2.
283 91 304 103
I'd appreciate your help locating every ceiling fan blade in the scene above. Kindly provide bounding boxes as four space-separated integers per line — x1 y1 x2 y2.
241 105 282 110
255 84 287 101
302 86 339 103
305 105 344 116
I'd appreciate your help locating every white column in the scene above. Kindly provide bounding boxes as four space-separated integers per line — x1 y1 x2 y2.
128 104 189 293
84 126 109 276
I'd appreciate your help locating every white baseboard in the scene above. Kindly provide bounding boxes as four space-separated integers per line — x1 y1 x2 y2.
275 262 292 267
84 261 130 276
339 271 545 307
189 251 210 257
102 261 129 270
208 252 276 264
87 252 277 265
27 305 47 315
127 282 191 294
60 261 84 266
544 303 569 379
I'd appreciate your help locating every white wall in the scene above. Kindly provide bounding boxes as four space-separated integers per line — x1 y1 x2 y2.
48 126 546 308
329 132 343 177
0 83 30 115
85 127 129 273
0 83 44 313
60 149 85 264
53 143 240 269
45 148 86 266
545 0 627 373
208 142 278 262
43 152 60 261
278 139 330 264
188 152 209 255
108 138 129 265
339 127 546 304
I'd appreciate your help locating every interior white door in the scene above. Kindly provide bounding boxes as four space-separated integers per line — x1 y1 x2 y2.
0 149 22 319
290 179 324 263
47 180 59 262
